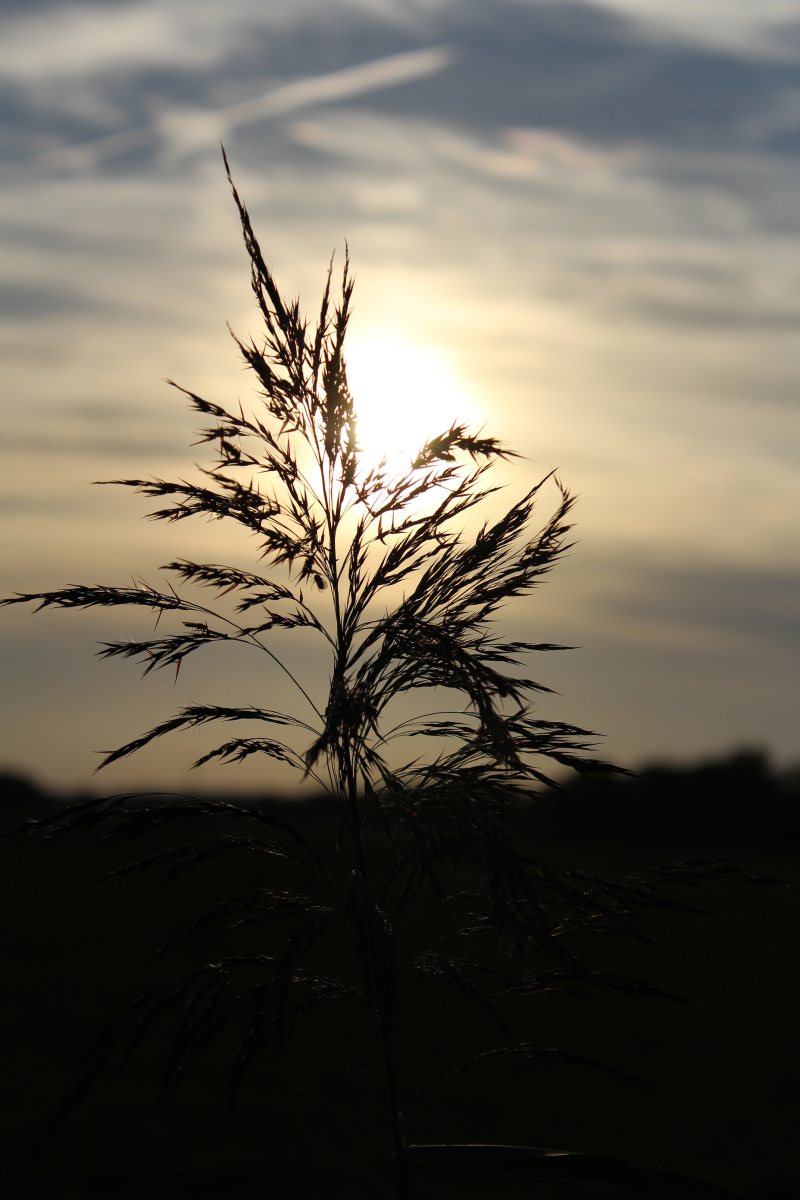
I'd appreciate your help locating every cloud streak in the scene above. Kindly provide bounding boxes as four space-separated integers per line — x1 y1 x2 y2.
34 44 456 171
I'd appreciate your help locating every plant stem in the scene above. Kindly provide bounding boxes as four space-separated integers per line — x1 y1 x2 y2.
344 747 408 1196
376 1004 410 1200
324 457 408 1194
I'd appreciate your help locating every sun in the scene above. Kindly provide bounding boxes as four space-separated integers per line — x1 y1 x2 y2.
346 330 480 475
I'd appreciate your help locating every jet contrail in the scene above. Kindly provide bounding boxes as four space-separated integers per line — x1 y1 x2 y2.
37 44 456 172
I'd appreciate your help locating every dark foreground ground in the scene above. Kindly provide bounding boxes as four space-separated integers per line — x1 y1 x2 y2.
1 763 798 1199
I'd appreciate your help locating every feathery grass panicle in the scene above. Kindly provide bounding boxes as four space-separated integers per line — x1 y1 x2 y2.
2 150 759 1200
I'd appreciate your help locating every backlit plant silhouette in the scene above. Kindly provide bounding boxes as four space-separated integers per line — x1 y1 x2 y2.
4 153 753 1199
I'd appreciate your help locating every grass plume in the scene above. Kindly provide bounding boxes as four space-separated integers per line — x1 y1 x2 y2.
2 149 759 1200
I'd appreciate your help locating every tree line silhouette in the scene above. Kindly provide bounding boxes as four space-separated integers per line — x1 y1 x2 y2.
3 748 797 845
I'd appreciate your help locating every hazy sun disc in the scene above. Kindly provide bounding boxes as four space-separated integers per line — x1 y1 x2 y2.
346 332 480 475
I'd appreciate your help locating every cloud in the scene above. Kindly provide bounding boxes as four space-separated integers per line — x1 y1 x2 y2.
610 292 800 333
26 44 455 171
0 281 96 320
591 559 800 654
0 430 182 462
157 44 456 157
598 0 800 59
7 0 799 179
1 5 208 83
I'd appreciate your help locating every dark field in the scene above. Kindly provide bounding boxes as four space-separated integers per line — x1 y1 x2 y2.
2 767 798 1199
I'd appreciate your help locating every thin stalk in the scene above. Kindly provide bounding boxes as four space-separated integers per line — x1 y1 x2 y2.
377 1009 410 1200
342 747 409 1197
323 450 402 1194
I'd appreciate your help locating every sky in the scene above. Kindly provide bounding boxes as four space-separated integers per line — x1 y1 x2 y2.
1 0 798 796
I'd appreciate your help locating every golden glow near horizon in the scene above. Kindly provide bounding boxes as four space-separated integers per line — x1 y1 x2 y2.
346 330 481 476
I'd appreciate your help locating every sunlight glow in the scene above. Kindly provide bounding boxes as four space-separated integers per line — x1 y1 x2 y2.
346 330 480 475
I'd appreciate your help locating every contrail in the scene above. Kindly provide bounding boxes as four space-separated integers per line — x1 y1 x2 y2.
37 45 456 172
221 44 454 123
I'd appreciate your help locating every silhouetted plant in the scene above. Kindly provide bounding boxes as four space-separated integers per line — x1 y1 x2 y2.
4 151 756 1199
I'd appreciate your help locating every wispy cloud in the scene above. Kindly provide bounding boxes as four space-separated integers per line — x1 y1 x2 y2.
34 45 456 172
599 0 800 58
